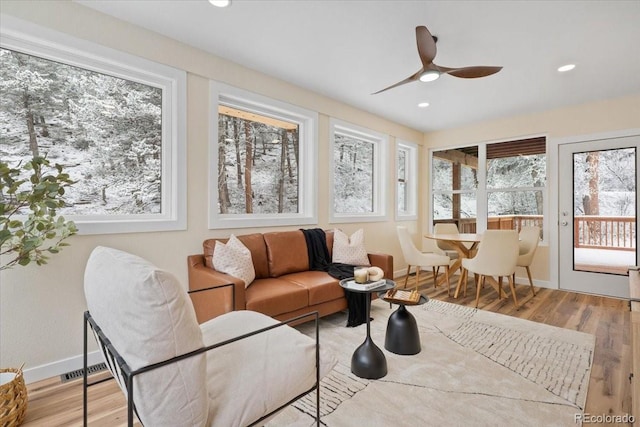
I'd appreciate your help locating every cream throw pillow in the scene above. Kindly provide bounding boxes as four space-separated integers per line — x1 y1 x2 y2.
213 235 256 288
332 228 370 266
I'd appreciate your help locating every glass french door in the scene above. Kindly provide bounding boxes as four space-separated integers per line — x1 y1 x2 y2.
558 136 639 298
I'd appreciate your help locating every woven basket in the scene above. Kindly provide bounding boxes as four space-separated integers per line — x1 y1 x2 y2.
0 367 27 427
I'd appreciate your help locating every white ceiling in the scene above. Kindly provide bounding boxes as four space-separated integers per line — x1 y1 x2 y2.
76 0 640 133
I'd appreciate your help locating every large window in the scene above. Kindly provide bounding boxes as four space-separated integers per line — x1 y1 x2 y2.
487 138 546 233
396 140 418 220
431 137 546 236
432 146 478 232
0 18 186 234
209 82 317 229
329 119 388 223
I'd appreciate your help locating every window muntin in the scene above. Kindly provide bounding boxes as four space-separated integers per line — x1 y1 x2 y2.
209 82 317 229
329 119 387 223
396 140 418 220
0 20 186 234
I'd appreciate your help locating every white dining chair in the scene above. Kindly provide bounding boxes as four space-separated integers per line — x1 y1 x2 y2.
433 222 461 259
515 226 541 297
397 226 452 295
461 230 520 308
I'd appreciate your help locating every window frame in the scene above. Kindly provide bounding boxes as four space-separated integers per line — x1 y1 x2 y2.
329 118 388 223
396 140 418 221
429 136 548 243
0 16 187 235
208 81 318 229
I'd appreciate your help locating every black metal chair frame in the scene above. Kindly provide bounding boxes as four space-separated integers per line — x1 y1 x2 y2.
83 283 321 426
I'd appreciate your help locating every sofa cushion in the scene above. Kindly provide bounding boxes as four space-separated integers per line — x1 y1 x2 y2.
245 278 309 317
212 235 255 288
332 228 370 266
280 271 343 305
84 246 208 427
264 230 309 277
204 233 270 279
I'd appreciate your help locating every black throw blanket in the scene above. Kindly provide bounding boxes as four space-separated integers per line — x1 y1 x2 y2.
302 228 368 327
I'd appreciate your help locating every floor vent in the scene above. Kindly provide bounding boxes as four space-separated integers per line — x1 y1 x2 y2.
60 362 108 383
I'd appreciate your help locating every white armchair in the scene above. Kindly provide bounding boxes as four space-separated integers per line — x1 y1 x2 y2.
397 226 451 294
83 246 336 426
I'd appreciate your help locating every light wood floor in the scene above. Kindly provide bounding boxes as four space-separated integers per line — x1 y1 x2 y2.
21 274 632 426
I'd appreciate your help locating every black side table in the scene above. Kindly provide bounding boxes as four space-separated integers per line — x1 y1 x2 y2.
340 278 396 379
380 292 428 355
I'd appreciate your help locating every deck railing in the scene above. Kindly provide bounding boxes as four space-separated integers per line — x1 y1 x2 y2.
435 215 543 234
574 215 636 251
435 215 636 251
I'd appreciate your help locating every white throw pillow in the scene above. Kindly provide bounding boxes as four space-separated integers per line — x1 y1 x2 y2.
213 234 256 288
332 228 370 266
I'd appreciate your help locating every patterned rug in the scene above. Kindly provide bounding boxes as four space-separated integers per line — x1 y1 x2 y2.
268 299 595 426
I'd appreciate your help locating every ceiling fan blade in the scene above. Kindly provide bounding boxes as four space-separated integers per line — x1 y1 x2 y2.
438 65 503 78
372 69 422 94
416 26 437 68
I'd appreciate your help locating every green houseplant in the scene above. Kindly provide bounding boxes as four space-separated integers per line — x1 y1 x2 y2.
0 156 77 271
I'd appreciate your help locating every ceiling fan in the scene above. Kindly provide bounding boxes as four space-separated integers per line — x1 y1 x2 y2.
372 25 502 94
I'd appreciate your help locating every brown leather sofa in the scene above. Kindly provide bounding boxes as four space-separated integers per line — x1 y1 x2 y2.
187 229 393 324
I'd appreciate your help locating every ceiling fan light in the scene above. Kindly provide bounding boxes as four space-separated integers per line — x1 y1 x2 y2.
557 64 576 72
209 0 231 7
419 70 440 82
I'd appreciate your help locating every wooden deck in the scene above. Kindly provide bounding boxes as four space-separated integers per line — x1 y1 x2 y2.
20 274 632 426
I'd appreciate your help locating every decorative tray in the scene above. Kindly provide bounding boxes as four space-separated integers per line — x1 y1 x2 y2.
382 288 421 305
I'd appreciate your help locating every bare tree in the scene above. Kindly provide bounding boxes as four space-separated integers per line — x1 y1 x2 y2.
277 129 286 212
217 118 230 213
244 121 253 213
233 117 243 189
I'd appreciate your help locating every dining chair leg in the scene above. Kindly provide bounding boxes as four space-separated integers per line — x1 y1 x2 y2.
475 275 484 308
404 265 411 288
508 274 519 309
463 268 469 297
498 276 503 299
444 266 451 296
415 266 421 290
432 267 439 289
526 266 536 296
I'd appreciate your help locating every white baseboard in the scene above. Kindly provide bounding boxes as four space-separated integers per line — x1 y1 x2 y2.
24 350 104 384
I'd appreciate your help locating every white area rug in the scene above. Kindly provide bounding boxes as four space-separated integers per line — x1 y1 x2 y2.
268 299 595 426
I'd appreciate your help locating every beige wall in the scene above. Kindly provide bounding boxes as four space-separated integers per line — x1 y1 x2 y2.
422 94 640 283
0 1 422 381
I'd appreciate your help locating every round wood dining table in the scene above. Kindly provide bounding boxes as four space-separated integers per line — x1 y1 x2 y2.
424 233 482 298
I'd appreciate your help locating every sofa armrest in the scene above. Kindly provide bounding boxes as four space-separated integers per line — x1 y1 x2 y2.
187 254 246 323
368 252 393 279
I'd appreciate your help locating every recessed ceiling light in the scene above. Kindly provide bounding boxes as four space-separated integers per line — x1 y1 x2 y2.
209 0 231 7
558 64 576 72
418 102 430 108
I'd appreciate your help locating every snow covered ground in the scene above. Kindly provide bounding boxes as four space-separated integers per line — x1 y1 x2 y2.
574 248 637 267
